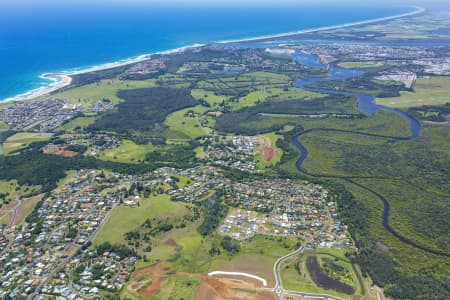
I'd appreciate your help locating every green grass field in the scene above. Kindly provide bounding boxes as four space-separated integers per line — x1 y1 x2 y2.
376 76 450 108
164 106 209 139
232 87 323 110
97 140 154 164
0 180 26 203
191 89 231 106
0 180 39 220
197 71 291 97
194 146 207 159
2 132 53 155
0 121 9 130
205 235 300 285
299 110 411 138
57 114 98 132
48 79 156 108
337 61 385 69
92 194 192 247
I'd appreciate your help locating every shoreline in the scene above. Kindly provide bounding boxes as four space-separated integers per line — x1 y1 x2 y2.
1 43 205 103
217 6 424 44
1 6 424 104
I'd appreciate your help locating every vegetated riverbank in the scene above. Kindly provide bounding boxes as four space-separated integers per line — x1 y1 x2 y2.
288 50 443 253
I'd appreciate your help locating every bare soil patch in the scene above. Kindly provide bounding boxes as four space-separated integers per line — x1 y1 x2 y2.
259 136 277 162
262 144 276 162
164 238 178 247
129 261 165 298
43 147 77 157
196 274 276 300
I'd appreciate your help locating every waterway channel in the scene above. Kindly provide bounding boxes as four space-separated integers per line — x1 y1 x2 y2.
289 50 449 257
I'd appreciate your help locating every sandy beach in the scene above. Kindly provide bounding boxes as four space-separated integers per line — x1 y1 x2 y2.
1 6 424 104
1 43 205 103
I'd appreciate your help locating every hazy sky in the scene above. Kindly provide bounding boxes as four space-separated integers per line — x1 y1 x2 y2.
2 0 450 10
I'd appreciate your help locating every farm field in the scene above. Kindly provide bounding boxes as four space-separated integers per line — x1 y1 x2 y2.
376 76 450 108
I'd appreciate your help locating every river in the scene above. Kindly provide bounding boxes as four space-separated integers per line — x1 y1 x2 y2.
289 49 421 170
287 50 450 257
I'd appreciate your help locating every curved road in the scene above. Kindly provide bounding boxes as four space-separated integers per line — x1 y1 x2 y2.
1 197 25 255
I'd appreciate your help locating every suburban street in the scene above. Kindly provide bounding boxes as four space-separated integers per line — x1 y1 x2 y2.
270 208 344 300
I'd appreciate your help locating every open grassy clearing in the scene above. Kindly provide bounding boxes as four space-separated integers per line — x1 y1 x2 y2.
97 140 154 164
173 175 192 189
2 132 52 155
194 146 207 159
92 194 192 247
156 73 192 88
0 121 9 130
147 275 200 300
191 89 231 106
197 71 291 96
255 132 283 169
57 114 99 132
299 110 411 138
337 61 385 69
232 87 323 110
164 106 209 139
0 180 38 208
47 79 156 108
376 76 450 108
0 180 40 224
124 231 301 300
14 195 42 226
201 235 301 286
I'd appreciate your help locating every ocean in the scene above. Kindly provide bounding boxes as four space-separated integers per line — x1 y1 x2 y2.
0 1 412 101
